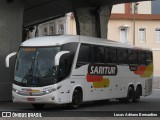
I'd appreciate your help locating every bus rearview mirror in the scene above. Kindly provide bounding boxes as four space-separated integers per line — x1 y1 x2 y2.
5 52 17 68
55 51 70 66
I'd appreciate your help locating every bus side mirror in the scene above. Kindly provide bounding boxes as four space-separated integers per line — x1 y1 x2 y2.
5 52 17 68
54 51 70 66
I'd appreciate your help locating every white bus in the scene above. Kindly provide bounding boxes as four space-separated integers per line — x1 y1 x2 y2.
6 35 153 109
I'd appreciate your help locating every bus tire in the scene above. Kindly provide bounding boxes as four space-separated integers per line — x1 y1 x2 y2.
69 89 82 109
133 86 141 103
32 104 45 109
125 86 134 103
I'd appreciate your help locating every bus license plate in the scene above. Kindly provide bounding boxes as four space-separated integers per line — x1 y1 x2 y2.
27 98 35 101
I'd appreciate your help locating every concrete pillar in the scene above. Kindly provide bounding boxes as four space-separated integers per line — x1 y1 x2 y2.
73 6 112 38
97 5 112 38
74 7 97 37
0 0 24 101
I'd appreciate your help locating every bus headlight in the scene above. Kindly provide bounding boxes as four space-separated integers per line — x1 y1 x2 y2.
13 88 20 94
42 88 56 94
42 85 61 94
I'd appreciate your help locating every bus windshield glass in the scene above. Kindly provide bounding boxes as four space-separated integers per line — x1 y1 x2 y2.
14 47 60 87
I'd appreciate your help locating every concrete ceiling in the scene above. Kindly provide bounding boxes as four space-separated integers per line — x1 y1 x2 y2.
24 0 150 27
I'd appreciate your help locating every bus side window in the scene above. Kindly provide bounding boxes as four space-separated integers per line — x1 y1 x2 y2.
146 51 153 65
128 49 138 65
76 44 91 68
93 46 105 63
138 50 146 65
105 47 117 64
117 48 128 64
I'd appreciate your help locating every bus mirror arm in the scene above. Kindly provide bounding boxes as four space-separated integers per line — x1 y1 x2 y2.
54 51 70 66
5 52 17 68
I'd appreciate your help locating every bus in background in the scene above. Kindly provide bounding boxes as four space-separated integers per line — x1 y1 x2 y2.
6 35 153 109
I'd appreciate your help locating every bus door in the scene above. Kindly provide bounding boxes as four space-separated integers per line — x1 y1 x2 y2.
57 52 74 103
56 79 70 103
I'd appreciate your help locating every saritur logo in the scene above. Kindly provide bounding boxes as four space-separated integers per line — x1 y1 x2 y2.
88 64 118 76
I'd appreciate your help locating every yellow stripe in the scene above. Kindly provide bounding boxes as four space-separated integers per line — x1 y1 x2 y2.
31 90 40 93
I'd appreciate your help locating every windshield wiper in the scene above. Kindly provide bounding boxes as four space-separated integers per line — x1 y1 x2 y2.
21 57 35 84
33 51 42 78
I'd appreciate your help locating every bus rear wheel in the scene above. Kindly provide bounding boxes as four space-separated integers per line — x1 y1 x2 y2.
69 89 82 109
125 86 134 103
32 104 45 109
133 87 141 103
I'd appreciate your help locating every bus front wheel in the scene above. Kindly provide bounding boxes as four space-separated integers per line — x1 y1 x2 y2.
69 89 82 109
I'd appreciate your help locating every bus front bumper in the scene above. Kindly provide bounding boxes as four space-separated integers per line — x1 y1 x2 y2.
12 91 60 104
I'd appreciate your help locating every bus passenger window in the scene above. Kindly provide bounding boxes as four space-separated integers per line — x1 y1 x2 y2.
76 44 91 68
105 47 117 64
146 51 152 65
117 48 128 64
138 51 146 65
93 46 105 63
128 50 138 65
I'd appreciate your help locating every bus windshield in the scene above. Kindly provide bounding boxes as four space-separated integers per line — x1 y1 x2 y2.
14 47 60 87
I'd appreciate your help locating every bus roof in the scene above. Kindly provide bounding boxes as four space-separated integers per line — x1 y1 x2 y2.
21 35 151 51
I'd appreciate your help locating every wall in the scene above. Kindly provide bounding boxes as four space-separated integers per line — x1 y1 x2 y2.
0 0 24 101
138 1 151 14
112 1 151 14
153 51 160 76
29 13 77 38
112 4 125 14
